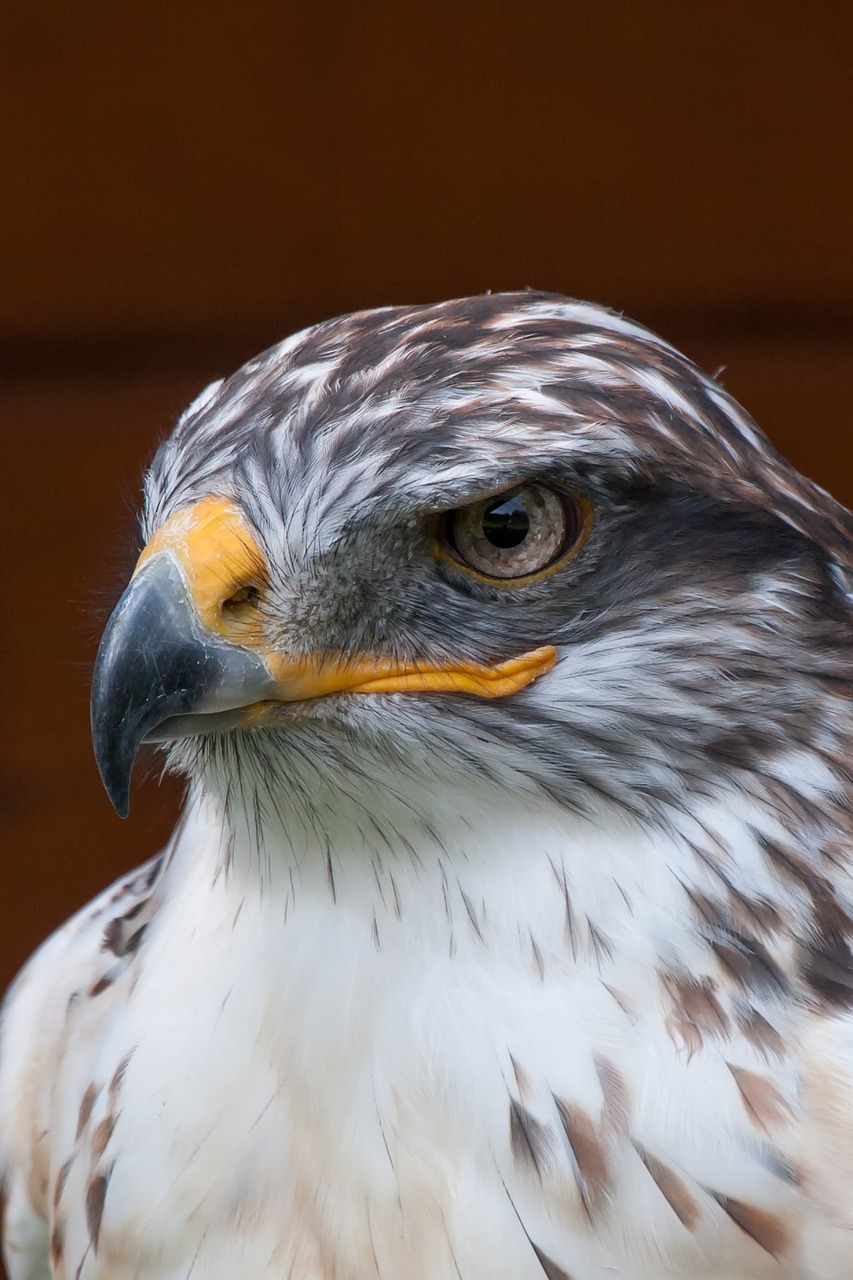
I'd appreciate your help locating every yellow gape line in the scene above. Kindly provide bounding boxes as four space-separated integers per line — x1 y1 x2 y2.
284 646 559 699
254 645 558 702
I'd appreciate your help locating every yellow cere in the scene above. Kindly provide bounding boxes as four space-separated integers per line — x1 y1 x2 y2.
134 497 268 642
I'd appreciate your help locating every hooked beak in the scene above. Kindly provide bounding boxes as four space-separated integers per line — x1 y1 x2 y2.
91 498 556 816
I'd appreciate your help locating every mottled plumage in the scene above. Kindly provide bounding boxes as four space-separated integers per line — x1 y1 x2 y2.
4 293 853 1278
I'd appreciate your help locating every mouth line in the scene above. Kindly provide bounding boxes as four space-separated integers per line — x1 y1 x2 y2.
142 701 289 742
142 690 402 742
143 647 559 743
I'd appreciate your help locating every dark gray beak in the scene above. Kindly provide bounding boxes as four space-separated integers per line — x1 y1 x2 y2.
91 555 275 817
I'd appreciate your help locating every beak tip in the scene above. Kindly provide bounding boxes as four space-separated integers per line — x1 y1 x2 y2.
104 775 131 819
113 797 131 820
92 728 133 818
107 795 131 820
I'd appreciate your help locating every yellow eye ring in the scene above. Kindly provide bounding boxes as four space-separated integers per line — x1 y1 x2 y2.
433 485 592 586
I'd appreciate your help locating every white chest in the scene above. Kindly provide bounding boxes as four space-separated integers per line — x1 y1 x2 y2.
57 793 814 1279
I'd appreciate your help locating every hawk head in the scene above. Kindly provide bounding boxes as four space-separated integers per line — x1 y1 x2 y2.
91 293 853 841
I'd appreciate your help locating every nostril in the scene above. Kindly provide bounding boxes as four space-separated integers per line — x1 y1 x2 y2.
222 584 262 611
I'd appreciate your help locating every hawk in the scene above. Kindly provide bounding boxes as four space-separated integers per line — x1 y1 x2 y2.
3 293 853 1280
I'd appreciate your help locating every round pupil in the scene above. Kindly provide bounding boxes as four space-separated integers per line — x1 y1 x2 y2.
481 495 530 549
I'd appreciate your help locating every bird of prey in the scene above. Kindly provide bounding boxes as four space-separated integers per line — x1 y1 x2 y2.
3 293 853 1280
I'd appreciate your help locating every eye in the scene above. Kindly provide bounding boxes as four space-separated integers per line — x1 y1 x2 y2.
441 485 590 581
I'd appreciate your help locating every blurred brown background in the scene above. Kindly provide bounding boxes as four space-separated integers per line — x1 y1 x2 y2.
1 1 852 1006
